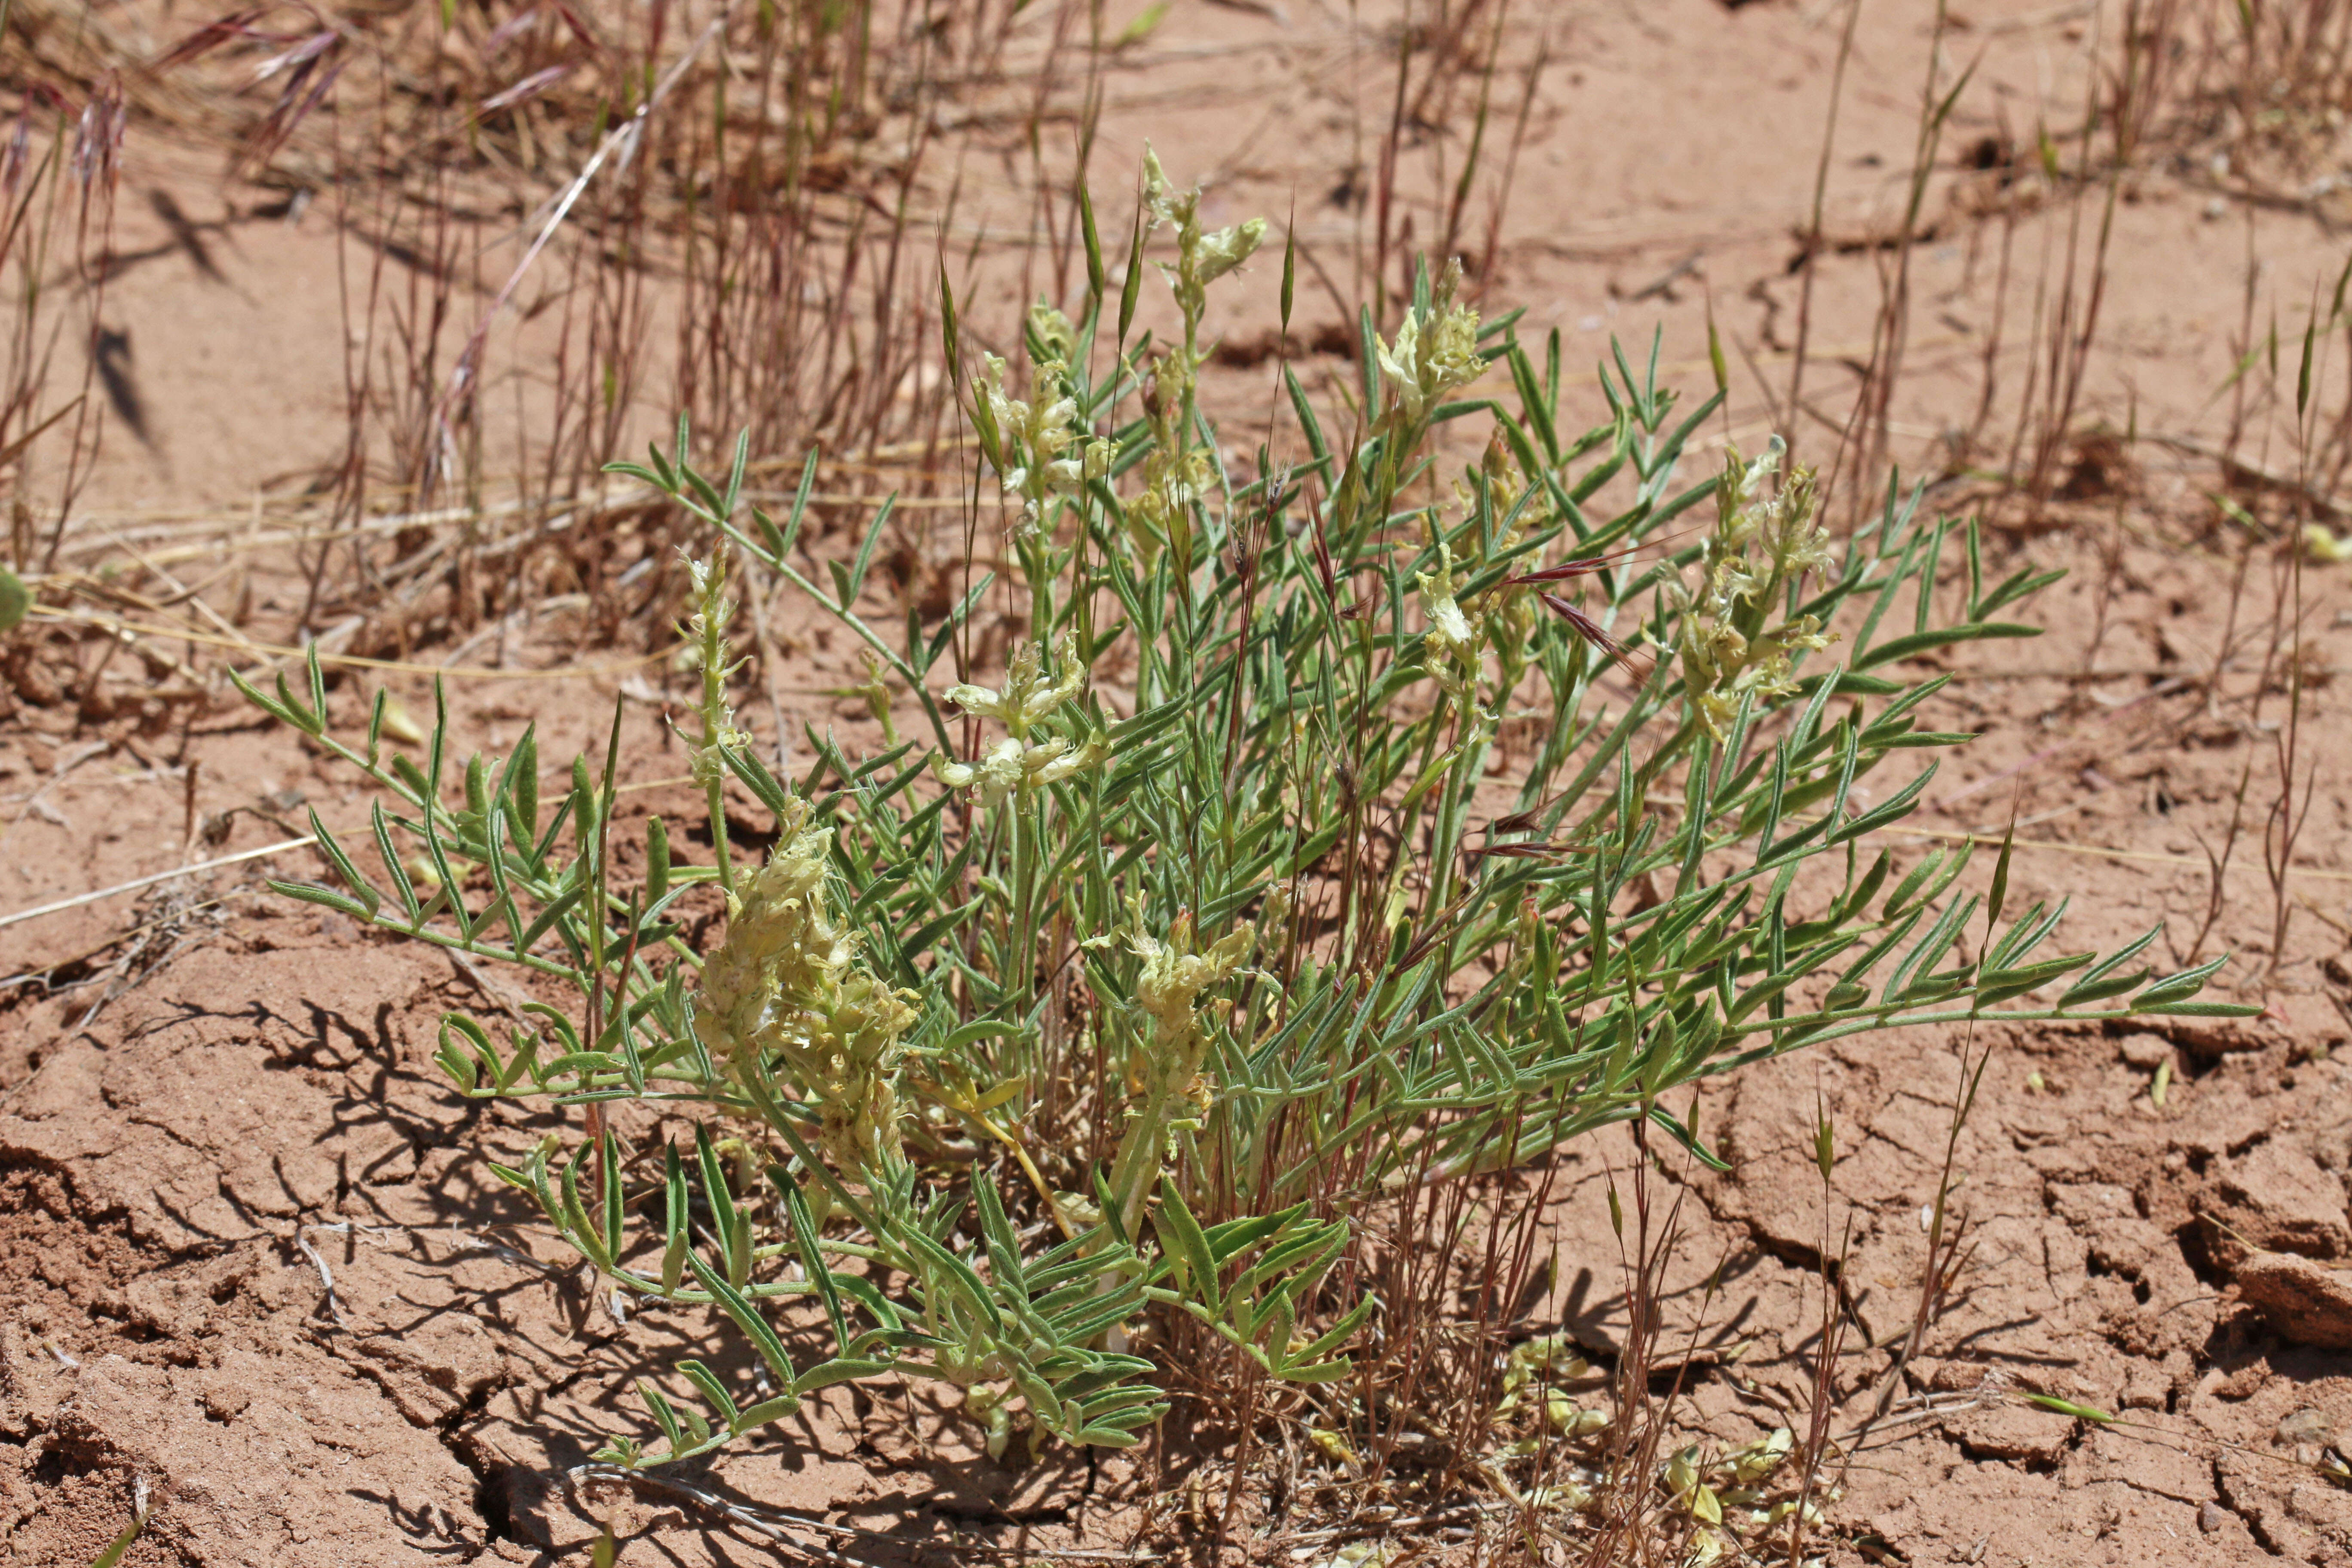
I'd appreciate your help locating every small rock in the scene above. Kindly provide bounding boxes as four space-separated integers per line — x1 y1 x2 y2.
2214 1359 2272 1401
2272 990 2352 1059
2279 1407 2339 1446
200 1376 253 1423
2119 1363 2169 1410
2144 1009 2275 1060
2197 1141 2352 1266
2199 1500 2229 1533
2119 1033 2173 1070
1942 1402 2070 1466
2237 1253 2352 1349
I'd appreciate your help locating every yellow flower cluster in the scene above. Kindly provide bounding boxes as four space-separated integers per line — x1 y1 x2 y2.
1105 904 1257 1233
695 802 916 1177
1415 537 1483 704
1130 910 1256 1054
974 340 1108 533
680 554 755 788
1140 147 1266 329
1678 441 1839 741
1374 288 1482 426
933 631 1107 807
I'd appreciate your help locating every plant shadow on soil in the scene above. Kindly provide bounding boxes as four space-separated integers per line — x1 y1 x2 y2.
7 437 2352 1568
0 909 1219 1564
9 0 2352 1559
6 838 2352 1563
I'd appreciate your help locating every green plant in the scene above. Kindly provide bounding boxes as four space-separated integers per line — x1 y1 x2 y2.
235 156 2248 1475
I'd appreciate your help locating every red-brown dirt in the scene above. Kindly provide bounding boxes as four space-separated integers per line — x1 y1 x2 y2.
8 0 2352 1563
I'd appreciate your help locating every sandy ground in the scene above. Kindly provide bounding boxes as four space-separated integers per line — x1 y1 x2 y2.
7 0 2352 1562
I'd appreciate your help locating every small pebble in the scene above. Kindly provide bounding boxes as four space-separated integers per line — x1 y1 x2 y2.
2118 1034 2171 1070
2278 1407 2338 1446
2119 1369 2168 1411
2199 1501 2228 1534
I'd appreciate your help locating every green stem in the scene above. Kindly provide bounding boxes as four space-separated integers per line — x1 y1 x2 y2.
1106 1030 1203 1239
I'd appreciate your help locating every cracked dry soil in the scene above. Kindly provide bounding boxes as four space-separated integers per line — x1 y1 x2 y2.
11 0 2352 1556
3 879 2352 1563
0 918 1158 1565
6 528 2352 1563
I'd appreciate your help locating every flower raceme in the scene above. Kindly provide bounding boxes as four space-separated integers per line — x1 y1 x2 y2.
1374 293 1483 426
1107 908 1257 1235
974 343 1112 531
943 630 1087 736
932 735 1108 810
932 631 1108 807
1678 440 1841 741
1140 146 1266 326
694 802 916 1176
